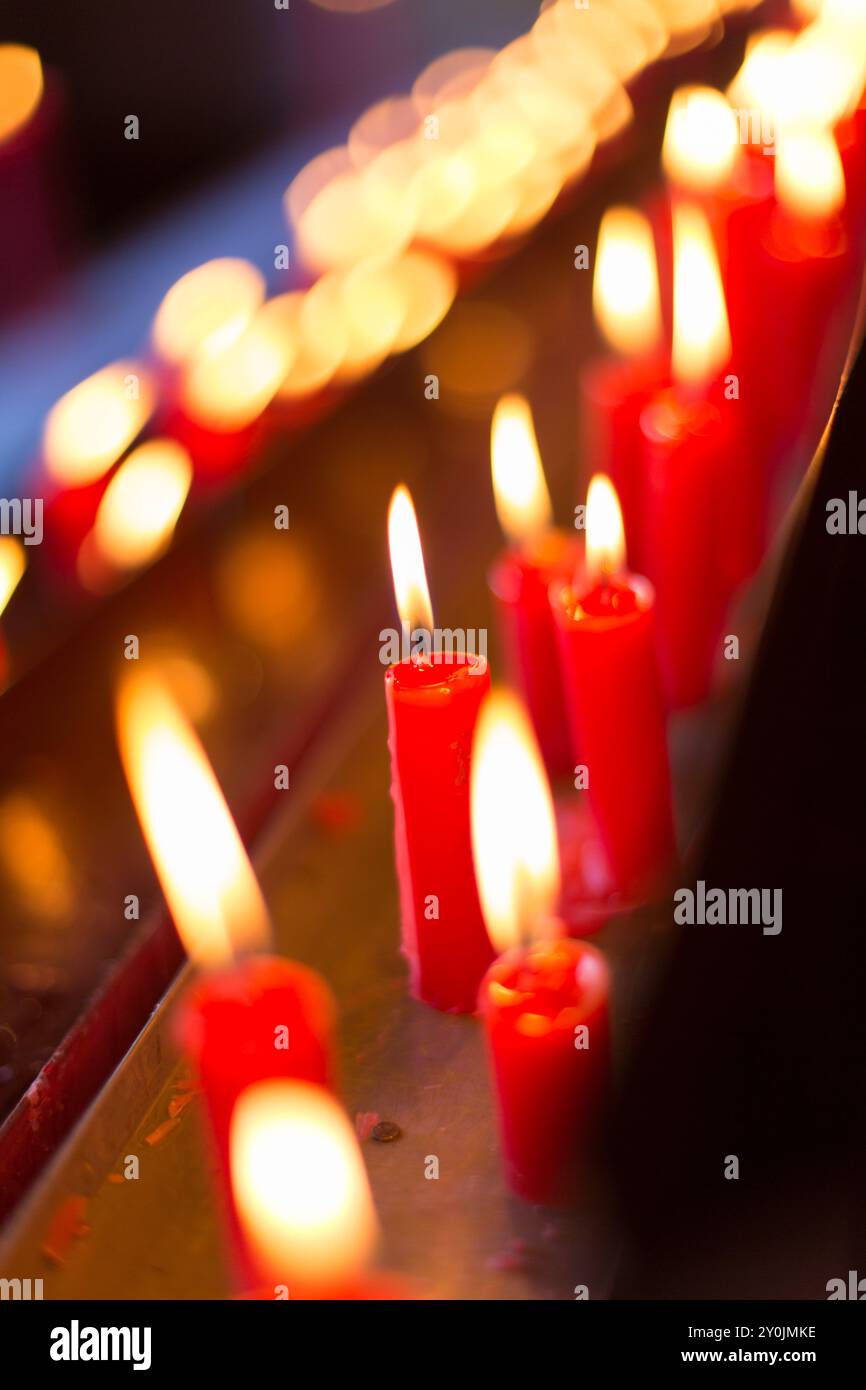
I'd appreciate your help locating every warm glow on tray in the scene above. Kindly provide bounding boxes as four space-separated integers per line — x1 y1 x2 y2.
471 690 560 954
230 1079 378 1291
490 394 553 549
116 669 271 967
43 362 156 487
90 439 192 571
0 44 43 145
388 485 433 636
672 201 730 387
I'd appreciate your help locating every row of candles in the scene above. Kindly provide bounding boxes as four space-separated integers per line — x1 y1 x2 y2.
5 1 866 1294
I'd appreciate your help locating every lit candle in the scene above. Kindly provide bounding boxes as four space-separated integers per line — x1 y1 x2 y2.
38 361 158 578
230 1079 407 1299
487 393 581 778
472 690 610 1205
581 206 665 576
115 669 336 1287
384 485 493 1013
639 202 737 706
550 475 675 898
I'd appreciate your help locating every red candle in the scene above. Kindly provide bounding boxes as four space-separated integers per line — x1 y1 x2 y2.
487 393 581 778
639 201 737 707
550 475 675 898
115 669 338 1288
471 691 610 1205
385 486 494 1013
230 1079 389 1299
581 206 665 576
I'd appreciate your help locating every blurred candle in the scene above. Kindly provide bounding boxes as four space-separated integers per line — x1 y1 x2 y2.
116 669 336 1288
384 485 493 1013
78 438 192 591
230 1079 405 1300
639 203 739 705
581 206 665 575
551 475 674 897
472 690 610 1205
487 393 580 777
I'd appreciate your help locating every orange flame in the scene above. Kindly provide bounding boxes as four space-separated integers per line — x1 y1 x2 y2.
0 45 43 144
230 1079 378 1291
662 86 740 193
0 538 25 617
585 473 626 584
470 690 560 953
775 126 846 221
43 362 156 487
387 485 434 633
593 206 662 358
90 439 192 572
116 669 271 967
490 394 553 548
671 202 731 387
153 260 265 367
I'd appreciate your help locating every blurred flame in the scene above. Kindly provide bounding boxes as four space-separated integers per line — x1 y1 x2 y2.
727 30 795 120
672 202 730 386
116 669 271 967
153 260 265 367
91 439 192 572
0 538 25 617
490 394 553 548
662 85 740 192
775 126 846 220
585 473 626 583
0 44 43 144
43 362 156 487
387 485 433 634
470 690 560 953
593 206 662 358
181 308 293 431
230 1079 378 1291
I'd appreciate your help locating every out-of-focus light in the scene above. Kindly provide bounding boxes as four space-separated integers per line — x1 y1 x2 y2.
0 45 43 145
593 206 662 358
288 147 414 273
662 85 740 192
727 30 796 119
490 394 553 548
230 1079 379 1292
90 439 192 572
539 0 651 82
775 126 847 220
470 690 560 954
116 669 271 967
672 201 731 386
43 362 156 487
153 259 265 367
388 251 457 352
0 538 26 617
181 308 293 431
0 792 74 920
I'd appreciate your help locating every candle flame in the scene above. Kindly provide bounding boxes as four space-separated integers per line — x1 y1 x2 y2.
153 259 265 367
470 690 560 954
726 30 795 120
230 1079 378 1291
90 439 192 572
387 485 434 635
775 126 847 222
593 206 662 358
490 394 553 548
671 202 731 387
43 362 156 487
0 538 25 617
0 44 43 144
181 309 293 432
662 86 740 193
116 669 271 967
585 473 626 585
